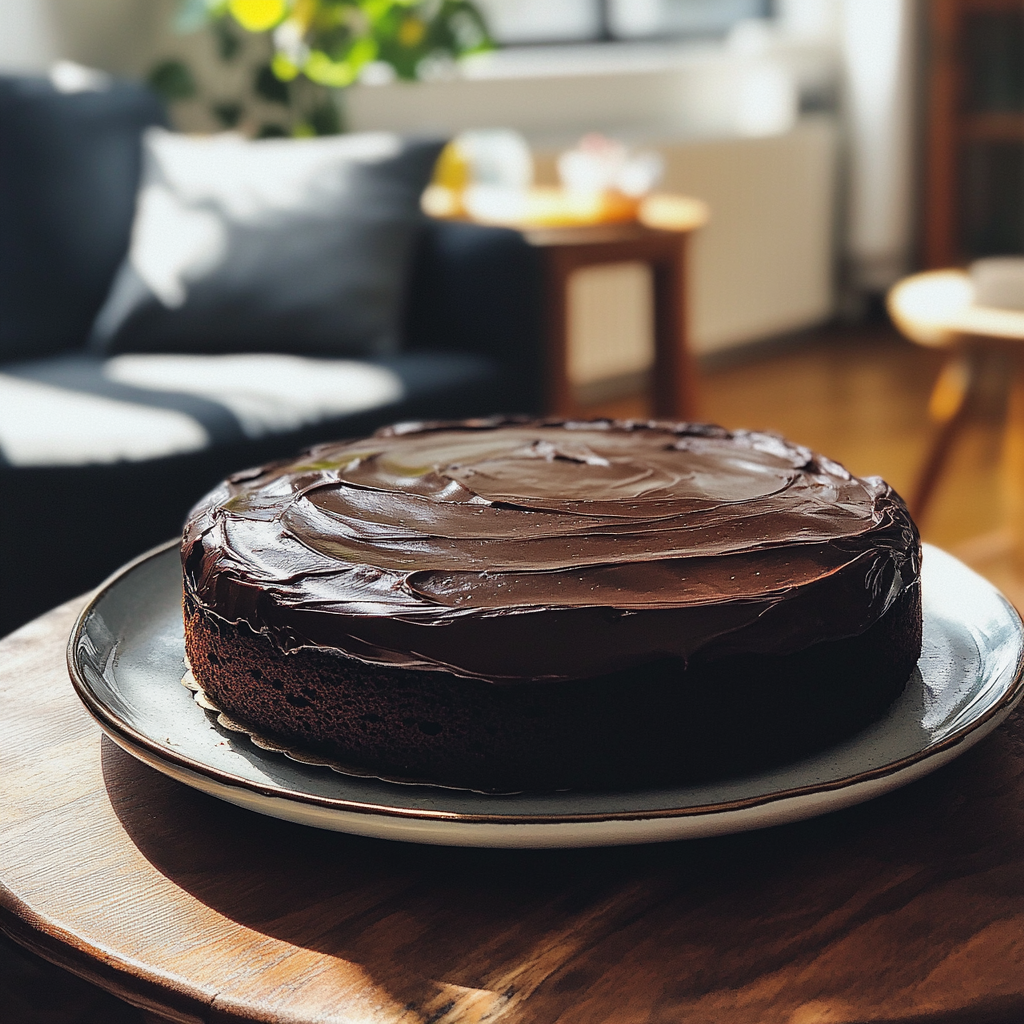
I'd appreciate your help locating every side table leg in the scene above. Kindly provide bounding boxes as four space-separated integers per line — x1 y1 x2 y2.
911 350 976 522
651 240 697 421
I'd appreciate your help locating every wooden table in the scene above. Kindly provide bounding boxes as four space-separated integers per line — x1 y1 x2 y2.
3 595 1024 1024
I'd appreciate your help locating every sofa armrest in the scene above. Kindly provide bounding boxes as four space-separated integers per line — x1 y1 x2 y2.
402 219 544 416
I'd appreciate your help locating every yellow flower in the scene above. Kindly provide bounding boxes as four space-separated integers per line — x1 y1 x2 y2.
291 0 316 31
229 0 287 32
398 17 426 48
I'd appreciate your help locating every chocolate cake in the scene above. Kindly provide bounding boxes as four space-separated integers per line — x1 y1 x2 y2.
182 418 923 792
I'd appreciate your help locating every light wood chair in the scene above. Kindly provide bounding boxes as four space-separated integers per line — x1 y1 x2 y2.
887 265 1024 566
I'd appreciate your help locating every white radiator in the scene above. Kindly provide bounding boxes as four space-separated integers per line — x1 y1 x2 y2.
539 117 839 387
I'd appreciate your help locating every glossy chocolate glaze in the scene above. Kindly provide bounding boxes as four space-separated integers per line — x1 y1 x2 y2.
182 418 921 683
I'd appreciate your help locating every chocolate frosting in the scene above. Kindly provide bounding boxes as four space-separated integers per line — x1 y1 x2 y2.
182 418 921 683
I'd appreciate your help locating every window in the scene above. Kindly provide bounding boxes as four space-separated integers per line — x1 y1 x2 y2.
475 0 771 46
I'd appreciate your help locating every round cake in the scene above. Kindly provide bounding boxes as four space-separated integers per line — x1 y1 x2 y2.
182 418 923 792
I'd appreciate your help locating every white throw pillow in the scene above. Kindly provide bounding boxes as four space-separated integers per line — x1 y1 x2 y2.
90 128 444 356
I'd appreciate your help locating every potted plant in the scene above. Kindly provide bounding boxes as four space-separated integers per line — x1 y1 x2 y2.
149 0 492 136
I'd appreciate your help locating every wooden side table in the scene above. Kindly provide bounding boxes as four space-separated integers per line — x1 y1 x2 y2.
429 190 708 419
525 220 698 419
3 596 1024 1023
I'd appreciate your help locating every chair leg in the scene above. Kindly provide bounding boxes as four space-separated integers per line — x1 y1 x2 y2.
910 352 976 522
1003 357 1024 571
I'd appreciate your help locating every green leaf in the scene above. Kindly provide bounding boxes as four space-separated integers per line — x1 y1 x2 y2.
271 52 300 81
211 100 243 126
307 99 341 134
303 34 378 88
304 50 358 87
147 59 197 102
255 63 291 103
213 18 242 60
192 0 495 98
347 34 379 69
446 3 492 55
256 122 290 137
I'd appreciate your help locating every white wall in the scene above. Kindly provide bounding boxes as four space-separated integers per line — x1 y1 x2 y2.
840 0 917 290
0 0 158 76
0 0 57 71
346 43 805 145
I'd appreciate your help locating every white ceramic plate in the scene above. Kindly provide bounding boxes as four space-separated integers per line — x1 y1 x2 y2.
68 541 1024 848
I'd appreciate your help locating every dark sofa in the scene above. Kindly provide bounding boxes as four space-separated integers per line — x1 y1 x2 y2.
0 74 544 637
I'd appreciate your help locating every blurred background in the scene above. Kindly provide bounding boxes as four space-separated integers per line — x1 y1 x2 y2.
1 0 1022 607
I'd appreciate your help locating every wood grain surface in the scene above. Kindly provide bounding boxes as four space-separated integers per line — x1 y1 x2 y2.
2 596 1024 1024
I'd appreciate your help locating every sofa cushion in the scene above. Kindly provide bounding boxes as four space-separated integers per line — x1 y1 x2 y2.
89 129 445 358
0 75 166 362
0 349 503 636
0 350 502 467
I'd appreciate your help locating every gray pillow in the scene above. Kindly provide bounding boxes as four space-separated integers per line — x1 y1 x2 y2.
90 128 445 356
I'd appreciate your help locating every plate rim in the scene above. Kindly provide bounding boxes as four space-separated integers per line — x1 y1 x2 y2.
68 539 1024 827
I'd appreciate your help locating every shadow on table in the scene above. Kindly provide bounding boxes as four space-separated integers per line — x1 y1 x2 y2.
100 713 1024 1021
0 928 146 1024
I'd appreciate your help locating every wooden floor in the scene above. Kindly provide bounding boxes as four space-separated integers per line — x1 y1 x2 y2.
586 321 1024 611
